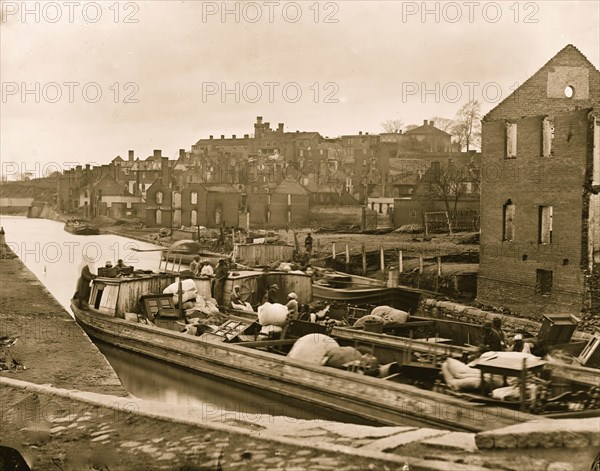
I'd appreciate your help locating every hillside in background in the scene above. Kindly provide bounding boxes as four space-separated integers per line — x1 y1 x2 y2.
0 178 57 204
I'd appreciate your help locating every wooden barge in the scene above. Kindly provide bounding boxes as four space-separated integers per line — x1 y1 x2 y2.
64 219 100 236
71 272 538 432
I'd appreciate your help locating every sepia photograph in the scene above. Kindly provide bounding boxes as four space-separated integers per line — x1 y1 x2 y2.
1 1 599 470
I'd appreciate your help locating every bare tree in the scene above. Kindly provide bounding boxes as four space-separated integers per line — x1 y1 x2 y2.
429 117 455 134
381 119 404 133
415 160 478 230
404 124 419 132
452 100 482 151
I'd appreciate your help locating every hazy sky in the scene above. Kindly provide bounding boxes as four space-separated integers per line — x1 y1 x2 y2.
1 0 599 176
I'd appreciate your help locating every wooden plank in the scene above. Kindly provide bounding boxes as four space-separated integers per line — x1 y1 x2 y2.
240 339 297 348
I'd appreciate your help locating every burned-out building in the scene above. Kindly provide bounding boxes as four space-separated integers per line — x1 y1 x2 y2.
477 44 600 317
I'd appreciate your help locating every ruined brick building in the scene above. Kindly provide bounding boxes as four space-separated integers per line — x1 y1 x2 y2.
477 45 600 318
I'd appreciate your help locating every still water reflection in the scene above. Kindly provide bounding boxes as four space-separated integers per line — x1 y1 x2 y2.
1 216 336 421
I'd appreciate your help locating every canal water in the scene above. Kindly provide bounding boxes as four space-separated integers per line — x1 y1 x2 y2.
0 216 335 422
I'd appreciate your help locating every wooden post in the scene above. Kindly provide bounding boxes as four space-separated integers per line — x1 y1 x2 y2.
332 242 336 260
419 254 424 274
345 244 350 272
362 243 367 276
380 246 385 278
435 255 442 292
246 211 250 232
398 250 403 273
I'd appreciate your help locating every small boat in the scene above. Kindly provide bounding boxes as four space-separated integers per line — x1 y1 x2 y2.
313 271 421 311
64 219 100 235
159 240 228 267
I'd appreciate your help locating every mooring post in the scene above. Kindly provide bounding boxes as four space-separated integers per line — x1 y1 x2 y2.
398 249 403 273
362 243 367 276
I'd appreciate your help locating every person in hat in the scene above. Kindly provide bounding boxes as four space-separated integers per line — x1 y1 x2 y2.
304 232 313 255
479 321 502 353
262 283 279 304
286 292 299 319
492 317 507 350
214 259 229 307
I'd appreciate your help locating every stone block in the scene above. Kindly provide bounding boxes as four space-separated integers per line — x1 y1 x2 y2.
562 431 589 448
474 433 494 449
493 433 517 449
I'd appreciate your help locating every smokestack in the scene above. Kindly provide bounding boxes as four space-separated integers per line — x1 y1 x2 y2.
161 157 169 186
128 150 134 161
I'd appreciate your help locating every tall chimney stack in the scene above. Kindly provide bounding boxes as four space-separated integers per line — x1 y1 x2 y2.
128 150 134 161
278 123 284 133
154 149 162 159
161 157 169 187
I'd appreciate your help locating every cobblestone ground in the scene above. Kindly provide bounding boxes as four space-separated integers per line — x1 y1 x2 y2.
1 385 404 471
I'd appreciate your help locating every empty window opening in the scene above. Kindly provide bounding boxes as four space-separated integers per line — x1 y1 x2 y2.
536 269 553 296
542 117 555 157
502 199 515 241
522 255 528 262
562 258 570 266
505 122 518 159
538 206 553 244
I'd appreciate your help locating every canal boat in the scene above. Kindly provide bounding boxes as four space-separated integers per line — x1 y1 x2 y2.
312 271 422 311
71 270 600 431
64 218 100 236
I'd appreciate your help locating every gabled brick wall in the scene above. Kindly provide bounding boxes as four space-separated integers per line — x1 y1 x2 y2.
477 45 600 317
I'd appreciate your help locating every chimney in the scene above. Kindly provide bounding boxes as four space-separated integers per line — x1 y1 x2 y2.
359 131 363 135
209 135 213 139
161 157 169 186
365 132 369 135
423 120 428 126
256 116 263 124
278 123 284 133
232 135 236 139
179 149 185 159
154 149 162 159
76 165 82 171
128 150 134 161
429 120 435 127
244 134 249 138
221 135 225 139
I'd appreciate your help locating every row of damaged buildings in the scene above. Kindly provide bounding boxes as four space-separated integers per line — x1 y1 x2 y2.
57 117 481 230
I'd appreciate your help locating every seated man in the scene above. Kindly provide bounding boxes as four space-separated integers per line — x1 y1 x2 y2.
189 256 201 276
230 285 253 312
479 321 503 353
286 292 299 319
